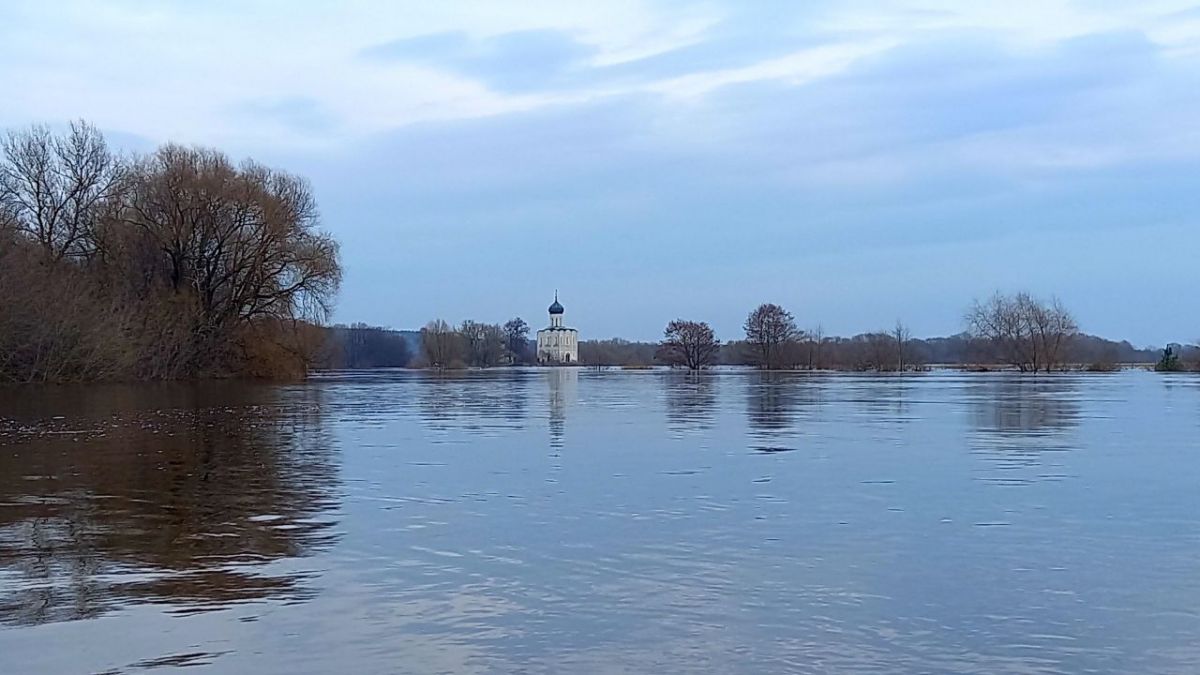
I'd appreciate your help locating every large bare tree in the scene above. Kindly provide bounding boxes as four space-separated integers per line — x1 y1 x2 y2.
0 121 126 261
659 319 720 370
966 292 1078 372
744 303 800 370
0 122 342 381
120 145 340 327
421 320 462 370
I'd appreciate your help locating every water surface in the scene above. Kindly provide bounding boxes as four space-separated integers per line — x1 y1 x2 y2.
1 370 1198 673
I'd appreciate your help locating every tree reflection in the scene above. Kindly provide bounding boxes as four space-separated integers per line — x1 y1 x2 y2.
848 375 916 426
744 373 823 452
968 376 1081 438
663 372 717 432
966 375 1082 477
0 383 339 626
417 370 529 435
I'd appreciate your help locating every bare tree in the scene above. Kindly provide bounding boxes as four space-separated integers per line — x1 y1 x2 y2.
815 325 826 370
1029 298 1077 372
481 323 506 368
459 320 506 368
803 325 825 370
967 293 1033 371
1 122 344 381
893 320 911 372
659 319 720 370
421 320 461 369
503 317 530 364
0 121 126 261
865 332 894 371
744 303 800 370
966 292 1078 372
460 320 486 367
121 145 341 327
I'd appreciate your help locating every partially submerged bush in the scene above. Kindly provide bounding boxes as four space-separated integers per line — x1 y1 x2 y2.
1155 347 1186 373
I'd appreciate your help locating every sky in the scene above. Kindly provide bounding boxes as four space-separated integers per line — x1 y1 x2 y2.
2 1 1199 345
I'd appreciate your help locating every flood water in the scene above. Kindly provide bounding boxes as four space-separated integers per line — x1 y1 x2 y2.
1 369 1198 674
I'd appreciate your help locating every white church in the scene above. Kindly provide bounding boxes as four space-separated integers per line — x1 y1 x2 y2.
536 293 579 364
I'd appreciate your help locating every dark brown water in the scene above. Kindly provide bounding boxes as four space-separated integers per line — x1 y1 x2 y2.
1 370 1198 674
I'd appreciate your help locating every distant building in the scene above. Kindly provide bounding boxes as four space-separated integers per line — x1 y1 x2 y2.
536 293 579 364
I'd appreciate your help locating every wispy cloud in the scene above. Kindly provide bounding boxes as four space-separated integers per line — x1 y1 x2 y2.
362 29 595 92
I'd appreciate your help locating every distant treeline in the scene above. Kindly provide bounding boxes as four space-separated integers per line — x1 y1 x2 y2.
0 121 340 383
577 332 1165 371
319 294 1187 373
317 320 525 370
319 324 419 368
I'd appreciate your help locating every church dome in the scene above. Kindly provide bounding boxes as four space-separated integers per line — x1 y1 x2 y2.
548 296 564 314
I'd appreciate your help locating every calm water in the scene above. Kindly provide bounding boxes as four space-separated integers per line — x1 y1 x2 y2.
1 370 1198 674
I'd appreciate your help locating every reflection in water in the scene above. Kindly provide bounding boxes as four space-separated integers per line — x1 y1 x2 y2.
847 375 917 426
744 372 823 451
966 375 1083 483
417 370 529 436
0 383 339 627
969 376 1081 437
663 372 717 432
3 372 1200 674
545 368 577 449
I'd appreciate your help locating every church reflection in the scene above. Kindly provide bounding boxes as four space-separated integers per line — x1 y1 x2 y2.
0 383 340 626
545 368 577 449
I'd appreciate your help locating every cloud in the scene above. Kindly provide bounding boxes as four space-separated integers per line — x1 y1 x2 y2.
362 30 596 92
294 19 1200 343
232 96 342 135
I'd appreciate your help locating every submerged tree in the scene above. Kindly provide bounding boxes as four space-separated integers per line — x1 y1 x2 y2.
659 319 721 370
421 320 462 370
965 292 1078 373
1155 345 1184 372
459 320 506 368
744 303 800 370
804 325 825 370
893 320 911 372
503 317 530 364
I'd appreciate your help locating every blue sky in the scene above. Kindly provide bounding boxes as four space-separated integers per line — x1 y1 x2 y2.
3 1 1199 345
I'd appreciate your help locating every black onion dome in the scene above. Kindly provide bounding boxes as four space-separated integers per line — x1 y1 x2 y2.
548 297 564 314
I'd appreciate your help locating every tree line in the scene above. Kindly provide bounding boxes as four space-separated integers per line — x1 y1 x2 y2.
652 292 1173 371
0 121 341 382
412 318 532 369
322 291 1175 373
